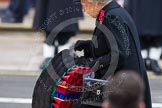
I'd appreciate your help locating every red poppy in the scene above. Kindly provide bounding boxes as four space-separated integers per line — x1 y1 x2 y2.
99 10 105 24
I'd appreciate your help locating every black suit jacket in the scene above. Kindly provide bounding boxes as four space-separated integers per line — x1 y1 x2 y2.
75 1 152 108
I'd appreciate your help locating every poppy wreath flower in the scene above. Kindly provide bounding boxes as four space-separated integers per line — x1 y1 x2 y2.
99 10 105 24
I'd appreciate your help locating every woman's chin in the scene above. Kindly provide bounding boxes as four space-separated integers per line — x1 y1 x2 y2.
86 12 97 18
90 14 97 18
92 16 97 18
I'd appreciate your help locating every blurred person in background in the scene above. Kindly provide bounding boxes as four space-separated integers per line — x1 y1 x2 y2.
125 0 162 75
33 0 83 69
0 0 34 23
102 70 146 108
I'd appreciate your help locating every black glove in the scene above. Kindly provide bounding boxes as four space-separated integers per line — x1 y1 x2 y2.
74 40 95 58
74 40 92 51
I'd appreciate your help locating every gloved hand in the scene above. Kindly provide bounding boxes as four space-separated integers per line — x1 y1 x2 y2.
74 40 92 51
74 40 95 57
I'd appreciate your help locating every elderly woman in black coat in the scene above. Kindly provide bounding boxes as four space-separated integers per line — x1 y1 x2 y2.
125 0 162 75
33 0 83 69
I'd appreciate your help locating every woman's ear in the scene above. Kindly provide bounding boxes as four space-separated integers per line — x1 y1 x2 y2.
82 6 85 12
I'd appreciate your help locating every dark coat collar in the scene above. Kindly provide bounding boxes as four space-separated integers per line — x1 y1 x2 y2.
96 0 121 25
102 0 121 12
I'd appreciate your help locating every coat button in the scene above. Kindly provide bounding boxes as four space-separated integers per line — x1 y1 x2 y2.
97 90 101 95
100 65 104 68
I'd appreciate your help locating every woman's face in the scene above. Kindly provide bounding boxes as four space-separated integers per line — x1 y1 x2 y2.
81 0 104 18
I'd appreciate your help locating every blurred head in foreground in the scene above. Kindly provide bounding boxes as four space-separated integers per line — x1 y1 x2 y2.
80 0 112 18
102 71 146 108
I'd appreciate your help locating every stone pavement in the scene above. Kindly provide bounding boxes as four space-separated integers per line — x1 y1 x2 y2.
1 31 162 75
0 31 44 71
0 31 92 72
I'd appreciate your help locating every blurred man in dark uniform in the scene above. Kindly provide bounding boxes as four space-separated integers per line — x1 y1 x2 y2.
33 0 83 69
74 0 152 108
125 0 162 75
0 0 33 23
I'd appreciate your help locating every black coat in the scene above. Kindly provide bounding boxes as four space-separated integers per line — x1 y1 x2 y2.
125 0 162 36
76 1 152 108
33 0 83 34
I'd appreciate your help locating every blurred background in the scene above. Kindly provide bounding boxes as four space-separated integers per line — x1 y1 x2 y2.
0 0 161 108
